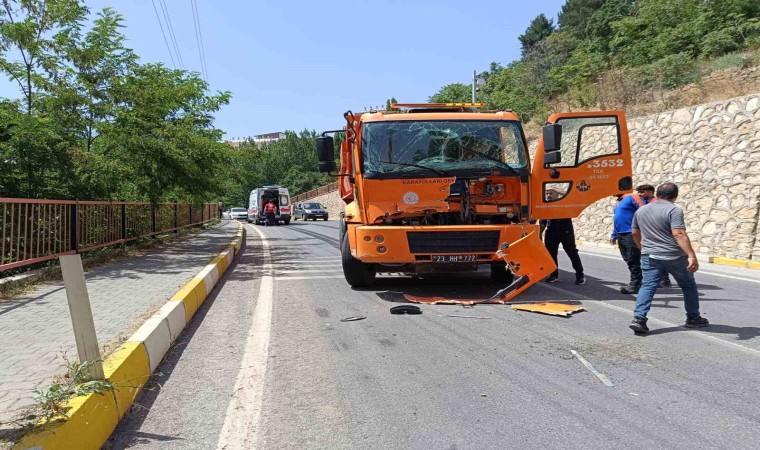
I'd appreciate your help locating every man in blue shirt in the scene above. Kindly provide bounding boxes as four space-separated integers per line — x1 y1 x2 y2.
611 184 654 294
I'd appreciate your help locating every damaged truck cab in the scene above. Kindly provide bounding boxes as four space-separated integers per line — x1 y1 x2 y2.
316 103 632 300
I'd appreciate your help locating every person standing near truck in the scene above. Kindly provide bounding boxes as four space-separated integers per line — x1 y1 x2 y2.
611 184 653 294
264 200 277 226
541 218 586 285
629 182 708 334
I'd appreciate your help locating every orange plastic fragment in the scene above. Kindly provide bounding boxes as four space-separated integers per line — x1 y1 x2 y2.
510 303 585 317
403 230 557 306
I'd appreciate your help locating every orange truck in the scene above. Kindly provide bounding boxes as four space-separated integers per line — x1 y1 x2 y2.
316 103 633 301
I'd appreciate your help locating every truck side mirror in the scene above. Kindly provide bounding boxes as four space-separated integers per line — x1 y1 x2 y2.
542 123 562 152
544 151 561 165
316 136 337 173
542 123 562 165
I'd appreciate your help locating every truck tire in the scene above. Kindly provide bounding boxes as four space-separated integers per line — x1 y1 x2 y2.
283 218 290 225
341 231 375 288
338 216 346 243
490 263 515 284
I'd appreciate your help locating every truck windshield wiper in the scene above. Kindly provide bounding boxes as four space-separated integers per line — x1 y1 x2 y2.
378 160 450 176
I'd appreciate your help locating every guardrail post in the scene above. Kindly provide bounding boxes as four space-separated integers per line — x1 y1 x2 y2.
173 201 178 232
60 254 104 380
151 203 157 237
120 202 127 240
70 203 79 252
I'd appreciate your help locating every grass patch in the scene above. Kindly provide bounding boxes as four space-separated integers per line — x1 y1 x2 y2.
0 355 114 447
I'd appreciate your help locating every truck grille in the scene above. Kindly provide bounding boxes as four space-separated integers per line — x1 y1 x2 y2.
406 231 500 254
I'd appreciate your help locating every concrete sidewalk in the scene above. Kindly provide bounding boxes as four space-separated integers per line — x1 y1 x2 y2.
0 221 240 423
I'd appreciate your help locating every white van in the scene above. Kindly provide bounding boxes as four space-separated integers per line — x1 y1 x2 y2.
248 186 291 225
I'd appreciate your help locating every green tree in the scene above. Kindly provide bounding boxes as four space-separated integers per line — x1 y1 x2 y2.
385 96 398 111
518 14 555 56
610 0 708 66
428 83 471 103
101 64 232 203
558 0 607 38
0 0 87 115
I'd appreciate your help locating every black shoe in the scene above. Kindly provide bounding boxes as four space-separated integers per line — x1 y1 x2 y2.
659 278 672 288
684 316 709 328
620 285 639 295
575 274 586 285
546 274 559 283
629 318 649 334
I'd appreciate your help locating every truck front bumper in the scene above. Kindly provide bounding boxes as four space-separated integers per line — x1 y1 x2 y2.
348 224 540 264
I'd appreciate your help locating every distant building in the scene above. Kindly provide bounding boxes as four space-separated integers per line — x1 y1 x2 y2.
224 138 248 148
223 132 285 148
253 132 285 145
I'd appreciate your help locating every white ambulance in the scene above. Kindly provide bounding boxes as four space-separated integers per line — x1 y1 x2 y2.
248 186 292 225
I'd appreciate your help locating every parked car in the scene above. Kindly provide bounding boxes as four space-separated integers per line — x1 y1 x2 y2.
222 210 232 219
293 202 329 221
229 207 248 220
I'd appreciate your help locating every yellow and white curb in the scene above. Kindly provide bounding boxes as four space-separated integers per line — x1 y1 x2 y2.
15 223 246 450
709 256 760 270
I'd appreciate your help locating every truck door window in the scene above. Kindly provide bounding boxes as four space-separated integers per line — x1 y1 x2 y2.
543 182 572 202
548 117 620 168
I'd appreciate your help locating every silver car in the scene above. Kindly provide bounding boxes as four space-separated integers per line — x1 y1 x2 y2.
229 207 248 220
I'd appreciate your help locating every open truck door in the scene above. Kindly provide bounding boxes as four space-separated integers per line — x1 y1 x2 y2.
530 111 632 220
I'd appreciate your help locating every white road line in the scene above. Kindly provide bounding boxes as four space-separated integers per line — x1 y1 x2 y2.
571 350 614 387
576 250 760 284
541 283 760 357
274 275 346 280
216 225 273 450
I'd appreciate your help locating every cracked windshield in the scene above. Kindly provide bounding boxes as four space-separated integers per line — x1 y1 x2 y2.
362 121 526 178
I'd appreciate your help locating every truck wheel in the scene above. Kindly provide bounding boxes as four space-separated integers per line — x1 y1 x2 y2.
338 216 346 243
341 232 375 288
490 263 515 284
323 217 328 221
284 218 290 225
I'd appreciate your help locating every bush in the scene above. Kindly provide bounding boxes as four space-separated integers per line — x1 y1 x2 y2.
633 53 701 89
701 28 742 56
705 53 751 71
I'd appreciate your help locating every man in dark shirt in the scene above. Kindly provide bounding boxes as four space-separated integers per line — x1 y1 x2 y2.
541 218 585 285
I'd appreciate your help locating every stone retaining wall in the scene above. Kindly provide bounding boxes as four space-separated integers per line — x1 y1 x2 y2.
300 93 760 260
304 190 344 220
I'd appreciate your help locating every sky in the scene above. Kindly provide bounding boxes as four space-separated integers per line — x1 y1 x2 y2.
0 0 567 139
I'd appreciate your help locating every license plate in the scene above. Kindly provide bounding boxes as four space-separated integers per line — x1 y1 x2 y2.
432 255 477 263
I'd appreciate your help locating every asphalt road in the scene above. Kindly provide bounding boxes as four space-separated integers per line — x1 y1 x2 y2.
107 220 760 449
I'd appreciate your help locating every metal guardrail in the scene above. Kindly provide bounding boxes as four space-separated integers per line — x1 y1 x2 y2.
292 182 339 202
0 199 216 272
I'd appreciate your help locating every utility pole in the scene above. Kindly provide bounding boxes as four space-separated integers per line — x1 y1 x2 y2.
472 70 477 103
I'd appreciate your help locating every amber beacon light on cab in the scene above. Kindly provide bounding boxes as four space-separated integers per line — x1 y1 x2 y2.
315 102 633 301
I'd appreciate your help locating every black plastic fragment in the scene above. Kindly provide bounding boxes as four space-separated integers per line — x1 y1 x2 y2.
390 305 422 315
